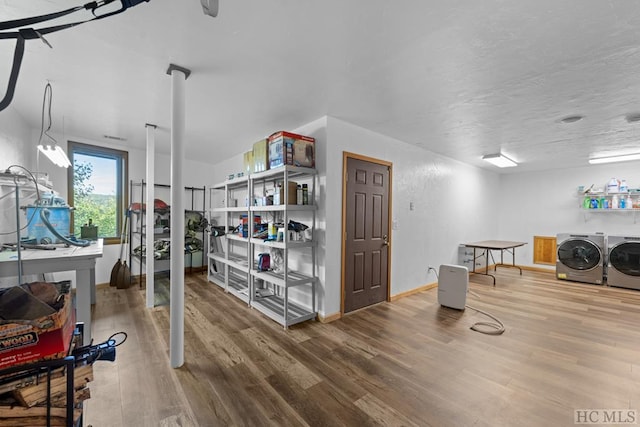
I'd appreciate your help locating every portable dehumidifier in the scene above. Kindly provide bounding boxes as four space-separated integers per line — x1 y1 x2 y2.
437 264 469 310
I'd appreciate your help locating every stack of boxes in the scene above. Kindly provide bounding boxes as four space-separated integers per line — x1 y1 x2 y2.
241 131 316 174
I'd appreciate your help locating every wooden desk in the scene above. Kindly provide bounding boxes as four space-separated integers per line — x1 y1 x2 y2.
464 240 527 285
0 239 103 345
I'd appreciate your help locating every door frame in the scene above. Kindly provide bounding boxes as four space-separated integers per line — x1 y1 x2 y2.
341 151 393 314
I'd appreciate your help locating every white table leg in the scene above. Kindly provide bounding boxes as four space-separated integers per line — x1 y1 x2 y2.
90 267 96 305
76 268 92 346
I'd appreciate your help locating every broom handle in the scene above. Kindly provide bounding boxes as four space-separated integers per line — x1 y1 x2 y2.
118 211 128 260
123 211 130 260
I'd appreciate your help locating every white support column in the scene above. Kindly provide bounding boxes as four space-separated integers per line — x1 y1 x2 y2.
167 64 190 369
145 123 156 309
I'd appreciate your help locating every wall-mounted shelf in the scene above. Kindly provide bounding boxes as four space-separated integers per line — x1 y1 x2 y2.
579 190 640 223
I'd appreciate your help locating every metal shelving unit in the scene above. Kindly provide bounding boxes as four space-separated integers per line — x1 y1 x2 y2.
249 166 317 328
207 166 317 327
129 181 206 287
207 176 251 303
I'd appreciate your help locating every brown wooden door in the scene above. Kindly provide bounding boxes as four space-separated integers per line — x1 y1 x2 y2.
343 156 391 313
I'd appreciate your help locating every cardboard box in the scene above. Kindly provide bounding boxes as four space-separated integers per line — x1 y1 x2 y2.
253 139 269 173
0 291 74 370
273 181 298 205
243 151 254 175
268 131 315 169
240 214 261 238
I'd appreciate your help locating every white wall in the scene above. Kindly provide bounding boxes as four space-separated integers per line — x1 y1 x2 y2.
207 116 501 318
323 117 501 317
0 107 34 285
0 107 32 170
499 161 640 270
12 109 636 315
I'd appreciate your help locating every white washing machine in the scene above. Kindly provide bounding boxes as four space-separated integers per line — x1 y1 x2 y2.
556 233 606 285
607 235 640 290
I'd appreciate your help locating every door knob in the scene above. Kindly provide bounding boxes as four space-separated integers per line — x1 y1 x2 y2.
383 235 389 246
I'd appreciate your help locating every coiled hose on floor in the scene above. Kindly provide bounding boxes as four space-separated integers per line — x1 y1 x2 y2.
432 268 505 335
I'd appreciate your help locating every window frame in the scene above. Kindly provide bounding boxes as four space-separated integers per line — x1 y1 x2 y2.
67 141 128 245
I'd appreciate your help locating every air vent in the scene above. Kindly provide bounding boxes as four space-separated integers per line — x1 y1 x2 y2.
103 134 127 141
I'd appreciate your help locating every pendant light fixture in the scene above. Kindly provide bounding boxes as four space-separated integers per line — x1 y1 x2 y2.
37 82 71 168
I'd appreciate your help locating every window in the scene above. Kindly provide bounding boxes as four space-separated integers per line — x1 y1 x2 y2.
67 141 128 244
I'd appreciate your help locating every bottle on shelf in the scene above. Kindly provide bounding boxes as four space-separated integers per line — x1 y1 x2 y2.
607 178 619 193
297 185 303 205
620 179 628 192
302 184 309 205
268 222 277 240
611 194 619 209
273 183 282 205
620 197 626 209
627 195 633 209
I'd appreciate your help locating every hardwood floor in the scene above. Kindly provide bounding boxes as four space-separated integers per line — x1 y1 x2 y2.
83 269 640 427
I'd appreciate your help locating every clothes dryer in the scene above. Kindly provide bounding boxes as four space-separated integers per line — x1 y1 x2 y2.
607 235 640 290
556 233 605 285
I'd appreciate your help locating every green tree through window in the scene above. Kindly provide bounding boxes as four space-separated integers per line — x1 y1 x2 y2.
67 142 128 244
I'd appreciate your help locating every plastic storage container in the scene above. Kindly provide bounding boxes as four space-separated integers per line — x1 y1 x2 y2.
620 180 628 192
25 206 71 244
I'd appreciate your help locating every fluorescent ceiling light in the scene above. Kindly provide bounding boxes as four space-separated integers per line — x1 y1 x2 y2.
38 144 71 168
482 153 517 168
588 153 640 164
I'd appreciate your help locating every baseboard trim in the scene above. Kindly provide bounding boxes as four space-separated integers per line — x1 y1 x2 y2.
318 312 342 323
390 282 438 301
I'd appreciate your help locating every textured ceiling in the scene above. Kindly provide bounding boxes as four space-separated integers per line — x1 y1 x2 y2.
2 0 640 173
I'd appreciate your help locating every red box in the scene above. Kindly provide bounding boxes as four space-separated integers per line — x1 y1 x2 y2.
268 131 315 169
0 293 74 370
240 214 261 238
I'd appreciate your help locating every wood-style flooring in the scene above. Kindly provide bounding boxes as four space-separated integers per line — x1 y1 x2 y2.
83 268 640 427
